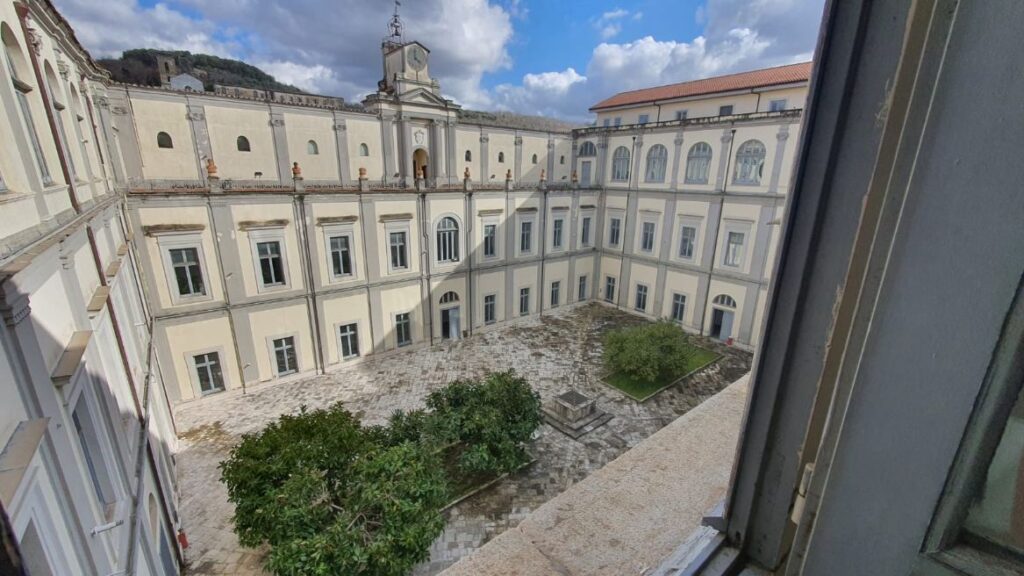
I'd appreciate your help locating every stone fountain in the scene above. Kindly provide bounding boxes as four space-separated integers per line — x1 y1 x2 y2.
543 389 613 439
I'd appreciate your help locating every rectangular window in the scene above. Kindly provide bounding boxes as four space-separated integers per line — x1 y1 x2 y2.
602 118 610 127
605 276 616 303
338 323 359 359
679 225 697 259
329 235 353 277
551 281 561 308
520 220 533 253
389 231 408 270
769 99 787 112
675 110 688 121
483 223 497 257
635 284 648 311
395 313 412 347
724 231 745 267
613 117 622 126
272 336 297 376
483 294 496 324
72 396 115 508
641 221 656 252
671 293 686 322
638 114 649 125
169 247 205 296
578 275 588 301
609 217 622 246
719 105 734 116
552 218 564 249
519 287 530 316
193 352 224 394
257 241 285 286
10 65 53 186
581 216 592 246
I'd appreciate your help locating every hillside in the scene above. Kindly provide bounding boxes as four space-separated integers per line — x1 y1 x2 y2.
97 49 303 93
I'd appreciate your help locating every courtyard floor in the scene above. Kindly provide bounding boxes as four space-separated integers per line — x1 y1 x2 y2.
172 303 752 575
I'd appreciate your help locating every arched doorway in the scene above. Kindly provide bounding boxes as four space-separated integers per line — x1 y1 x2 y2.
710 294 737 341
439 291 460 340
413 148 429 180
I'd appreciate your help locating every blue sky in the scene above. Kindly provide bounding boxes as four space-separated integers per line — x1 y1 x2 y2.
56 0 824 122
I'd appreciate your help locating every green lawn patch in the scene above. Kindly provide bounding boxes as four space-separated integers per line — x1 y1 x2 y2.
603 346 720 401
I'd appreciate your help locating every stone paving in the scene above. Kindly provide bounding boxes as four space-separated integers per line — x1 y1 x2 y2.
172 303 752 575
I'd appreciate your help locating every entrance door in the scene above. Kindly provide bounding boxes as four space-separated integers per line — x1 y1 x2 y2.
581 160 592 185
711 308 733 340
413 148 429 180
441 307 460 340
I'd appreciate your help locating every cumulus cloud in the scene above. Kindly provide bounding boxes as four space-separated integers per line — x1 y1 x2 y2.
593 8 634 40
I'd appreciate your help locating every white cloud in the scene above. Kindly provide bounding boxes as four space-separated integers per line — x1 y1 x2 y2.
593 8 634 40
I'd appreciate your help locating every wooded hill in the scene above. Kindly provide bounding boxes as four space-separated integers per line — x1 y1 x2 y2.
97 49 303 93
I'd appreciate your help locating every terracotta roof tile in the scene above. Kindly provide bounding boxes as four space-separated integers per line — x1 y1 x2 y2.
589 62 813 111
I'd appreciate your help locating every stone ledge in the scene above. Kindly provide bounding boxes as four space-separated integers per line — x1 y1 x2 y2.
440 374 750 576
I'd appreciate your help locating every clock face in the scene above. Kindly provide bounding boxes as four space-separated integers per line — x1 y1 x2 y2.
408 46 427 71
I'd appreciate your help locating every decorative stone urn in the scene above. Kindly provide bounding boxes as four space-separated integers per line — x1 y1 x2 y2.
291 162 302 179
206 158 218 178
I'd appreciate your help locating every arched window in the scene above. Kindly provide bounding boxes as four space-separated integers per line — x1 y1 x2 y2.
436 217 460 263
644 144 668 182
157 131 173 149
733 139 766 185
307 140 319 155
439 291 460 304
465 150 472 162
712 294 737 308
560 155 565 165
3 25 53 185
611 146 631 181
531 153 538 164
578 141 597 157
498 151 505 163
359 143 369 156
236 135 251 152
685 142 713 184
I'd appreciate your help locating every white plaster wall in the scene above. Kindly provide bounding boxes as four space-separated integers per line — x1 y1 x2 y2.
131 98 198 180
205 105 278 180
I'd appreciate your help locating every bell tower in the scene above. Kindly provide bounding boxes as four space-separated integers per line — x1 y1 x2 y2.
378 1 437 96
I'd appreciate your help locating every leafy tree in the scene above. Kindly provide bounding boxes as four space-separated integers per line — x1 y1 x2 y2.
603 320 695 383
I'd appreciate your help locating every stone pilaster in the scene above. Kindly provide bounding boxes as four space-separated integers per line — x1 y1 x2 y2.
715 129 735 192
479 133 490 186
186 104 212 180
268 111 290 184
630 134 644 189
670 131 685 191
767 125 791 194
331 116 351 185
513 135 523 183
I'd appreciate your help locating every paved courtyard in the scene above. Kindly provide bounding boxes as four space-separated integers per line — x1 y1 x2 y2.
173 304 752 575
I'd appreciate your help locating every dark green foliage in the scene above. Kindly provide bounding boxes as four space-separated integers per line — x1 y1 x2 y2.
603 320 695 384
219 371 541 576
97 49 302 93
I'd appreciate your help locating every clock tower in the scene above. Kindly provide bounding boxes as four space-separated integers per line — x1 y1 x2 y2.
378 2 439 96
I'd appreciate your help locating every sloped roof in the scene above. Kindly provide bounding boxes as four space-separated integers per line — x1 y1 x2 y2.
589 62 813 111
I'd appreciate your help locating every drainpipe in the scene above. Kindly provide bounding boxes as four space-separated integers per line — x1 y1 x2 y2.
421 192 435 345
700 128 736 335
16 4 79 212
295 194 325 374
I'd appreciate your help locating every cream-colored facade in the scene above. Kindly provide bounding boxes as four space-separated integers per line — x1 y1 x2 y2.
0 1 805 571
0 1 178 575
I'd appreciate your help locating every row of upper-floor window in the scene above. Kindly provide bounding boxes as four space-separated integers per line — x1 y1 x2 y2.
154 131 372 157
575 138 769 186
159 205 756 306
461 150 568 166
599 98 790 128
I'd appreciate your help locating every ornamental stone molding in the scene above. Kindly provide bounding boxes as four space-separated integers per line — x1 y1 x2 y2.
479 135 489 143
333 122 347 132
269 118 285 127
186 111 205 121
94 96 109 108
56 58 70 80
514 136 523 146
547 140 556 150
776 126 791 141
111 105 129 116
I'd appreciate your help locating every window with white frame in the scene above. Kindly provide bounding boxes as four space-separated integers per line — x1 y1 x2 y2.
671 293 686 322
605 276 616 302
386 223 410 272
326 228 355 280
645 144 668 182
436 216 460 263
552 216 564 250
519 287 530 316
578 275 588 301
635 284 648 311
519 216 534 255
192 351 225 395
169 247 205 297
733 139 767 185
719 104 734 116
613 117 622 126
483 294 496 324
769 99 787 112
685 142 713 184
338 323 359 359
307 140 319 155
578 141 597 157
481 222 497 258
611 146 631 181
272 336 298 376
6 49 53 185
638 114 649 125
675 110 688 121
550 281 561 308
395 313 412 347
254 239 286 288
580 214 593 246
602 118 610 127
678 221 699 260
608 215 623 247
640 220 657 253
724 231 746 267
72 394 117 511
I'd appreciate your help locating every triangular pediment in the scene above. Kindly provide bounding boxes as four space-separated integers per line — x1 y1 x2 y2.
398 87 456 108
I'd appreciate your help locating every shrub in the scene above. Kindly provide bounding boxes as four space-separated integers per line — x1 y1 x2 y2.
603 320 694 383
